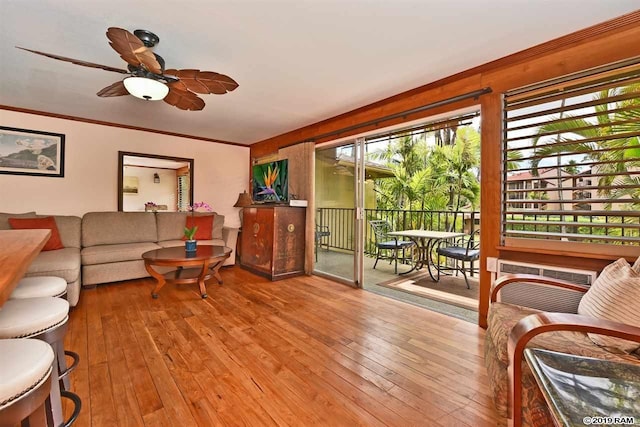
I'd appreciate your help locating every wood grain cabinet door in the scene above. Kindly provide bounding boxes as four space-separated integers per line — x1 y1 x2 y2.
241 207 274 275
273 207 305 277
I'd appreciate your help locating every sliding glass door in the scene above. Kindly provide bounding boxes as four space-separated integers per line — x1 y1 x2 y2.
314 138 365 286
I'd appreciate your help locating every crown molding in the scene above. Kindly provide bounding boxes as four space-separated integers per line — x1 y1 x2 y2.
0 104 248 148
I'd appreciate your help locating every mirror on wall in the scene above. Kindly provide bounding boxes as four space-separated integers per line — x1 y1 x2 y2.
117 151 194 212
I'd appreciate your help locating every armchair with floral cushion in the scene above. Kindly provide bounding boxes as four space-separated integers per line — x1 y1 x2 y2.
485 258 640 427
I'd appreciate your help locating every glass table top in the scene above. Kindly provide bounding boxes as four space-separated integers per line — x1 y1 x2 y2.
524 348 640 427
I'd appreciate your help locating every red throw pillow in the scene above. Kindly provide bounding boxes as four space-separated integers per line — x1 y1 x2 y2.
184 215 215 240
8 216 65 251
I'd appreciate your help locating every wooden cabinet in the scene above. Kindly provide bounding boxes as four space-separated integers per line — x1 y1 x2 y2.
240 206 306 280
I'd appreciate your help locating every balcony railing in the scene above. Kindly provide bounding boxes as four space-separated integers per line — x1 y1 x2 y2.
504 210 640 244
316 207 640 253
316 208 479 254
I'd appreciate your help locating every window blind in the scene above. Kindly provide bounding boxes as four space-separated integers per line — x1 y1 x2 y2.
502 58 640 247
177 175 189 211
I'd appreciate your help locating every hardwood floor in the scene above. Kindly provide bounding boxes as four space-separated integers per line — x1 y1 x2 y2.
63 266 505 427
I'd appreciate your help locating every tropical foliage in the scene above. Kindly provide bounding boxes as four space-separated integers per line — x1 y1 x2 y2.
369 124 481 213
530 86 640 210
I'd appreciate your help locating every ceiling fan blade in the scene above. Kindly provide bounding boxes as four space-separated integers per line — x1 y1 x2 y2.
106 27 161 74
164 85 205 111
97 80 129 97
16 47 128 74
165 69 239 94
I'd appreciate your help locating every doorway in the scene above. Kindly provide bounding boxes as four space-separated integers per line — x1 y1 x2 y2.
313 111 481 321
313 139 365 286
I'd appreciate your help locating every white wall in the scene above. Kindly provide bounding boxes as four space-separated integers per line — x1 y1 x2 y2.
122 166 177 212
0 110 249 227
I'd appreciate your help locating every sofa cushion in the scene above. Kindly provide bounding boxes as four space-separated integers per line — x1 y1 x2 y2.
158 239 226 248
81 242 161 265
156 212 187 241
0 212 36 229
9 216 64 251
0 213 81 248
26 247 81 283
82 260 149 287
578 258 640 353
82 212 157 246
156 212 224 241
49 215 82 249
487 302 638 366
185 215 214 240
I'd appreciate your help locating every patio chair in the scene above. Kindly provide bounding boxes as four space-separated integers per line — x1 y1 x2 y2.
369 220 414 274
315 223 331 261
434 229 480 289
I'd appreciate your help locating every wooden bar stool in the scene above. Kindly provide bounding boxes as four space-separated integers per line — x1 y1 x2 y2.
0 339 53 427
10 276 67 300
0 297 81 426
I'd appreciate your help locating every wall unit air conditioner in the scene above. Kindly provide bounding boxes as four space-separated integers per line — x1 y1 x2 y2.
493 259 597 313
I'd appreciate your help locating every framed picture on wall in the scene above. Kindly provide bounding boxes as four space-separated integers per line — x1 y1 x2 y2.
0 126 65 177
123 176 139 194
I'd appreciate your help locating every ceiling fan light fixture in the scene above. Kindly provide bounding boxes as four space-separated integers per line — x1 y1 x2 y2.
123 77 168 101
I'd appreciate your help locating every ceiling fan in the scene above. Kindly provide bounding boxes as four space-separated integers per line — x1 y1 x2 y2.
16 27 238 111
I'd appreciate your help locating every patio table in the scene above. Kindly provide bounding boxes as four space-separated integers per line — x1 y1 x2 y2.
388 230 466 280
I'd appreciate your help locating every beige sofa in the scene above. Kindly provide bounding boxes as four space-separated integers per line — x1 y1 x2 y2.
81 211 237 287
0 212 82 306
1 211 238 307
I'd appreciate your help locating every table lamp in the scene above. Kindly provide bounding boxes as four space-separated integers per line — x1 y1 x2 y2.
233 191 253 226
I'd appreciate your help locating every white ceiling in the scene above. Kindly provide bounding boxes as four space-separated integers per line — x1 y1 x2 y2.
0 1 638 145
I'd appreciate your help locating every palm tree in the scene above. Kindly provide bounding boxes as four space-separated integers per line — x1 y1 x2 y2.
427 128 480 211
531 87 640 205
368 133 429 210
370 124 481 232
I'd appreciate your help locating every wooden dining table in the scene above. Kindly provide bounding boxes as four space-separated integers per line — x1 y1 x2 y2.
0 229 50 306
387 229 466 280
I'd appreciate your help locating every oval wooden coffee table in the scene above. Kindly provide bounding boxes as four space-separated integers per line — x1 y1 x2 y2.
142 245 231 299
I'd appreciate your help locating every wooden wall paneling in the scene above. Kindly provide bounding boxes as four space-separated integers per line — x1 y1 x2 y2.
250 74 483 156
481 24 640 92
497 249 615 273
478 93 503 328
502 238 640 260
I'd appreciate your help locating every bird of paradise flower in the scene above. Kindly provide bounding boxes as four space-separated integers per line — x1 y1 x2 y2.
254 161 288 201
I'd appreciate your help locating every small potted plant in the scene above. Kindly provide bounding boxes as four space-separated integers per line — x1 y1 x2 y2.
184 201 212 252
